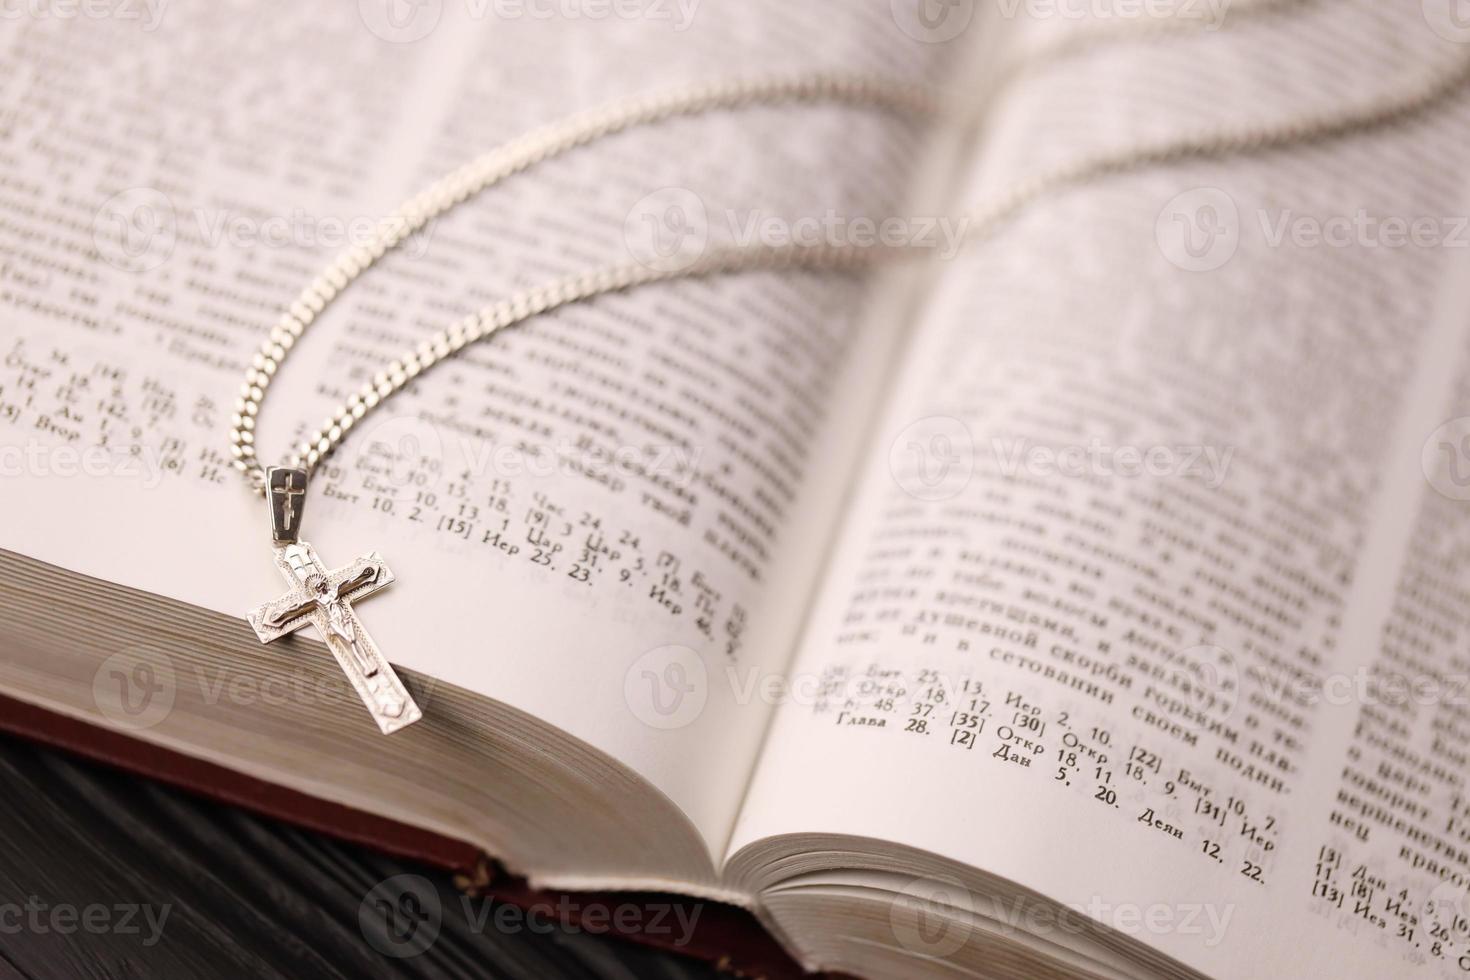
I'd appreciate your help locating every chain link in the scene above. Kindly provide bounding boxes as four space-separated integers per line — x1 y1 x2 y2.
231 48 1470 495
228 74 936 492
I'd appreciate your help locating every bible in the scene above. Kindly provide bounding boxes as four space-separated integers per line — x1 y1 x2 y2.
3 1 1470 977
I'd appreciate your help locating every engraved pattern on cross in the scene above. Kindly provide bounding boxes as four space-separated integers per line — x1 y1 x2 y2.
246 541 422 734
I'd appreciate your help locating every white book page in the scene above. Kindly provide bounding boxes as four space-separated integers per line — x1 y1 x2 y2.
731 3 1470 975
0 1 960 860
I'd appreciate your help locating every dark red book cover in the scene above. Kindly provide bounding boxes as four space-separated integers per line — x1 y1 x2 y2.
0 691 816 980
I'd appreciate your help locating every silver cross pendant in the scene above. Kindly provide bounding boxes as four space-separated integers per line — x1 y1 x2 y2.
246 467 422 734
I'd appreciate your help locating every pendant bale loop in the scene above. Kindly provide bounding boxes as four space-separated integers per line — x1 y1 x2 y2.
266 467 310 545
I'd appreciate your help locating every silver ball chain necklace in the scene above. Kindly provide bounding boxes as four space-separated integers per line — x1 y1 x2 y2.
228 49 1470 734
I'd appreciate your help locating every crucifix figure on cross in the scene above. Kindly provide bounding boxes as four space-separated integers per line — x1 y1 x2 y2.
247 467 422 734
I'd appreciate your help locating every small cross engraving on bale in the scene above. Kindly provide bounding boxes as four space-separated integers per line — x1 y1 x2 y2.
268 467 308 543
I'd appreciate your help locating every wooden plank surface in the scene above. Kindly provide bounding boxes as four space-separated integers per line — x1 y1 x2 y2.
0 736 720 980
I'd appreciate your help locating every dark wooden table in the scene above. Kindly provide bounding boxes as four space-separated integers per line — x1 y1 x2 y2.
0 735 719 979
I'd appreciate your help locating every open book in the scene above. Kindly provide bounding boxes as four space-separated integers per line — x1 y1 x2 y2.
4 1 1470 976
